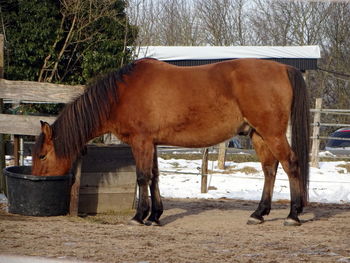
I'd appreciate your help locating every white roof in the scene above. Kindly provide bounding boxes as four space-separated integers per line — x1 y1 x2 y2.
136 46 321 60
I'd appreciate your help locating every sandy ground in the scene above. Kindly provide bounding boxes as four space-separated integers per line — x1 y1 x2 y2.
1 198 350 263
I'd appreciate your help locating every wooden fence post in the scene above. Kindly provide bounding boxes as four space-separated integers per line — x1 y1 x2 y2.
70 157 82 216
311 98 322 168
217 141 227 170
0 34 5 193
201 148 208 193
13 135 20 166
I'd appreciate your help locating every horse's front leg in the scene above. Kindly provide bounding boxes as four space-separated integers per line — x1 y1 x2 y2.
145 146 163 226
131 169 151 224
130 138 154 225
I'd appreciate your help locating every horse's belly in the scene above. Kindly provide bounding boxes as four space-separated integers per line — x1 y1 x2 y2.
157 107 244 148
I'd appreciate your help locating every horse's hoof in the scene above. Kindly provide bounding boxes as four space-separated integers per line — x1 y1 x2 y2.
128 219 144 226
247 217 264 225
145 220 162 226
284 218 301 226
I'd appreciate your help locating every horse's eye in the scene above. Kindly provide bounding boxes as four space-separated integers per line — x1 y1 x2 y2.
39 155 47 160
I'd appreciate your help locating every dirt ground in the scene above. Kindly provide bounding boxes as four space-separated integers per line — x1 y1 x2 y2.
1 198 350 263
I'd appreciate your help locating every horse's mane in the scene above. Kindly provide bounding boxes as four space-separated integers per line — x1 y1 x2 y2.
46 61 137 160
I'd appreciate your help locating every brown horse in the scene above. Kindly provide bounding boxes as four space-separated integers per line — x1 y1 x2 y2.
32 58 310 226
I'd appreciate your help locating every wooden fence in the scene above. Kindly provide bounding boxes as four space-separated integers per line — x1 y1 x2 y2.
309 98 350 168
0 79 86 192
0 79 85 135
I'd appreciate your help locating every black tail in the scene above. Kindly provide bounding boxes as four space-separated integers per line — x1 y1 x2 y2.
287 67 310 206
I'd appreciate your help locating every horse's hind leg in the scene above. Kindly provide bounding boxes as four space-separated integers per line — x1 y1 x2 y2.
262 135 304 226
130 137 154 225
247 131 278 225
145 146 164 226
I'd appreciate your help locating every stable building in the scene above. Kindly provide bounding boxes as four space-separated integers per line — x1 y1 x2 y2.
136 45 321 72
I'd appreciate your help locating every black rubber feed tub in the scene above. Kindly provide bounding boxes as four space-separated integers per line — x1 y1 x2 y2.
4 166 72 216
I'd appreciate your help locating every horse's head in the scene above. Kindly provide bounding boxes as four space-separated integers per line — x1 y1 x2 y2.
32 121 72 176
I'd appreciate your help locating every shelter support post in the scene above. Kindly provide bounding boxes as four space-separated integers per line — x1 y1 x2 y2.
13 135 20 166
311 98 322 168
0 34 5 193
201 148 208 193
217 142 227 170
0 98 4 193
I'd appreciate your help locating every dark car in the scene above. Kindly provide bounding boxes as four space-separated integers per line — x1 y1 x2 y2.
228 136 242 148
325 127 350 155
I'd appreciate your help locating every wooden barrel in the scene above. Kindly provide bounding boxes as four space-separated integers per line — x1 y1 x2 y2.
77 144 136 214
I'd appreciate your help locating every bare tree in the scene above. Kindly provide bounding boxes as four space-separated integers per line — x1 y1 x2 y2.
127 0 160 47
196 0 249 45
250 0 331 45
129 0 251 47
39 0 128 83
158 0 201 45
321 3 350 109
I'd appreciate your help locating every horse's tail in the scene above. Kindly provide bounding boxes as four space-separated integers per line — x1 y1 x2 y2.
287 67 310 206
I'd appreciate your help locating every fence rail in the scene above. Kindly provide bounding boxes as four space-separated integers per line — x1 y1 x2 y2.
311 136 350 142
0 79 84 104
0 80 86 137
313 123 350 127
0 114 56 136
311 108 350 113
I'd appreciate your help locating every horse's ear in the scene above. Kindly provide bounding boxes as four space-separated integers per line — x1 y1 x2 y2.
40 121 52 141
